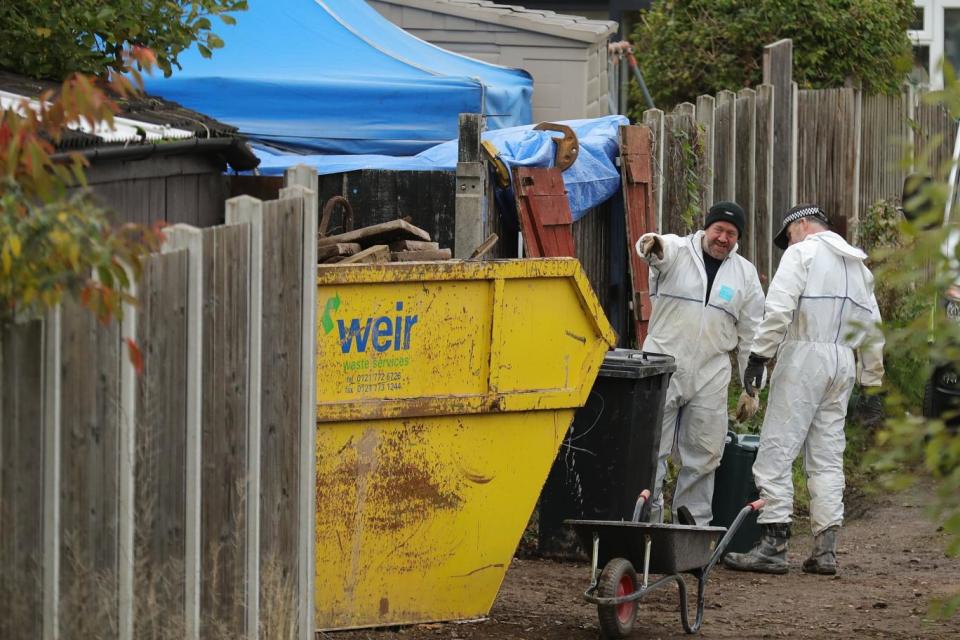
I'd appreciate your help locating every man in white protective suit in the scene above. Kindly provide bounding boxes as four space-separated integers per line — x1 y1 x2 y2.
724 204 885 575
635 201 765 526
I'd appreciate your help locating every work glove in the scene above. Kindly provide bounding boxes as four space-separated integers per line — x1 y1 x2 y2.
735 390 760 422
743 353 770 397
858 386 885 428
636 233 664 260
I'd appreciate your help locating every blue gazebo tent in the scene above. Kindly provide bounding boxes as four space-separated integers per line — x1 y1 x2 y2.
145 0 533 155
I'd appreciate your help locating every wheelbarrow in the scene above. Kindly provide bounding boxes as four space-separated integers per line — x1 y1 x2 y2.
566 490 764 637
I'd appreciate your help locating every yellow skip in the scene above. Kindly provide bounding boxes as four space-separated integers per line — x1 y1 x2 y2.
314 258 616 630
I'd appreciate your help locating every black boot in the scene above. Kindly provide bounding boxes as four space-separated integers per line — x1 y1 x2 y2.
802 526 839 575
723 523 790 574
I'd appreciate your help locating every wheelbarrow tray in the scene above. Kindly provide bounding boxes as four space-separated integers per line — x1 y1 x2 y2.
567 520 726 574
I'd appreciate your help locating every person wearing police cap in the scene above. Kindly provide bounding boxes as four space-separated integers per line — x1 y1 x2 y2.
635 202 765 526
724 204 885 575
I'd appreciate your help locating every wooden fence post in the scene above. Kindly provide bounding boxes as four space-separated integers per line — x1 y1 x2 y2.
907 84 916 173
764 39 795 221
225 196 265 640
42 306 61 640
280 176 318 640
642 109 664 231
735 88 757 260
662 113 699 235
755 85 776 285
696 94 716 211
455 113 486 258
851 89 863 245
162 225 204 640
0 320 45 640
714 90 737 202
119 272 137 640
285 166 319 218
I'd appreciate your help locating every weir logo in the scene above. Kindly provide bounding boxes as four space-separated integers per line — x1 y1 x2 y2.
337 301 418 353
321 293 341 335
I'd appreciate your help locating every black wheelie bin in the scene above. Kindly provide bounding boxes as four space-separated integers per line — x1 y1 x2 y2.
538 349 676 558
711 430 762 555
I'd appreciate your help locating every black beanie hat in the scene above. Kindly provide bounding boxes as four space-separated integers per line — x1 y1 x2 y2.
704 201 745 238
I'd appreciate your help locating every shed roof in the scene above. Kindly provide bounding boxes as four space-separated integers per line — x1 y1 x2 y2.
374 0 617 43
0 70 242 150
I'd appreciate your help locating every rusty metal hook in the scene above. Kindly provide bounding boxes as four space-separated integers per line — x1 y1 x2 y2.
534 122 580 171
319 195 354 238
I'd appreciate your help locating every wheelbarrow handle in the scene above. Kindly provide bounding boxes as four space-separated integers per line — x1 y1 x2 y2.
631 489 652 523
699 499 766 583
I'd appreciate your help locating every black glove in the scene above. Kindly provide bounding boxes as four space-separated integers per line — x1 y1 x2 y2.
743 353 770 397
858 387 885 428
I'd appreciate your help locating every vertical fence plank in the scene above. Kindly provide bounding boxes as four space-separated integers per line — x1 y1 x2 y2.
1 320 45 640
714 90 737 202
696 94 716 211
764 38 795 222
258 196 304 637
642 109 664 231
136 248 189 637
43 307 62 640
755 85 776 285
200 224 251 637
162 226 204 640
119 273 137 640
662 113 699 236
58 300 122 639
850 89 863 246
735 88 757 261
226 196 265 640
280 178 318 640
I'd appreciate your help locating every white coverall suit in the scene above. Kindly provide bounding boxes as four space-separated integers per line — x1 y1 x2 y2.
751 231 884 534
638 231 765 524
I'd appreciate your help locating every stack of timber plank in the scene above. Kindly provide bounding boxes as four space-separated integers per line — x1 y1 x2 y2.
318 219 452 264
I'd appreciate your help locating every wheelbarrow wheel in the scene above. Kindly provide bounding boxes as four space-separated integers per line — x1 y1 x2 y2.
596 557 638 638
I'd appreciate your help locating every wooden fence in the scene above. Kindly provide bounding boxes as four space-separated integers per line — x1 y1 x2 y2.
643 39 957 284
0 166 320 640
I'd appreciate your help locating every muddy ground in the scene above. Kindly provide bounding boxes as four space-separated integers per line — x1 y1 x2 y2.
327 481 960 639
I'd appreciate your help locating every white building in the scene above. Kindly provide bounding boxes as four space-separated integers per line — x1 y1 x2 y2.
910 0 960 88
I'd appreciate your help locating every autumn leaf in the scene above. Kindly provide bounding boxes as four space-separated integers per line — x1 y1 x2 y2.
125 338 144 375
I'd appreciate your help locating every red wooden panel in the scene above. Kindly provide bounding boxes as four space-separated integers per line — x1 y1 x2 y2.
619 125 657 345
513 167 576 258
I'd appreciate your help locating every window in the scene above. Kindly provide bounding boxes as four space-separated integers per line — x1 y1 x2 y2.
912 44 931 84
912 6 926 31
945 8 960 75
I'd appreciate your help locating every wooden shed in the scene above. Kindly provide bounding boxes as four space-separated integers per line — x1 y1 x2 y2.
367 0 618 121
1 71 258 229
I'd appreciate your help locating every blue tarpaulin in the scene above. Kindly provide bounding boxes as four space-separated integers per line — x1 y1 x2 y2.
252 115 630 219
144 0 532 155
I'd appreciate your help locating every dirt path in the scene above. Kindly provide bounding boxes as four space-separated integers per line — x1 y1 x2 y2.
328 481 960 639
